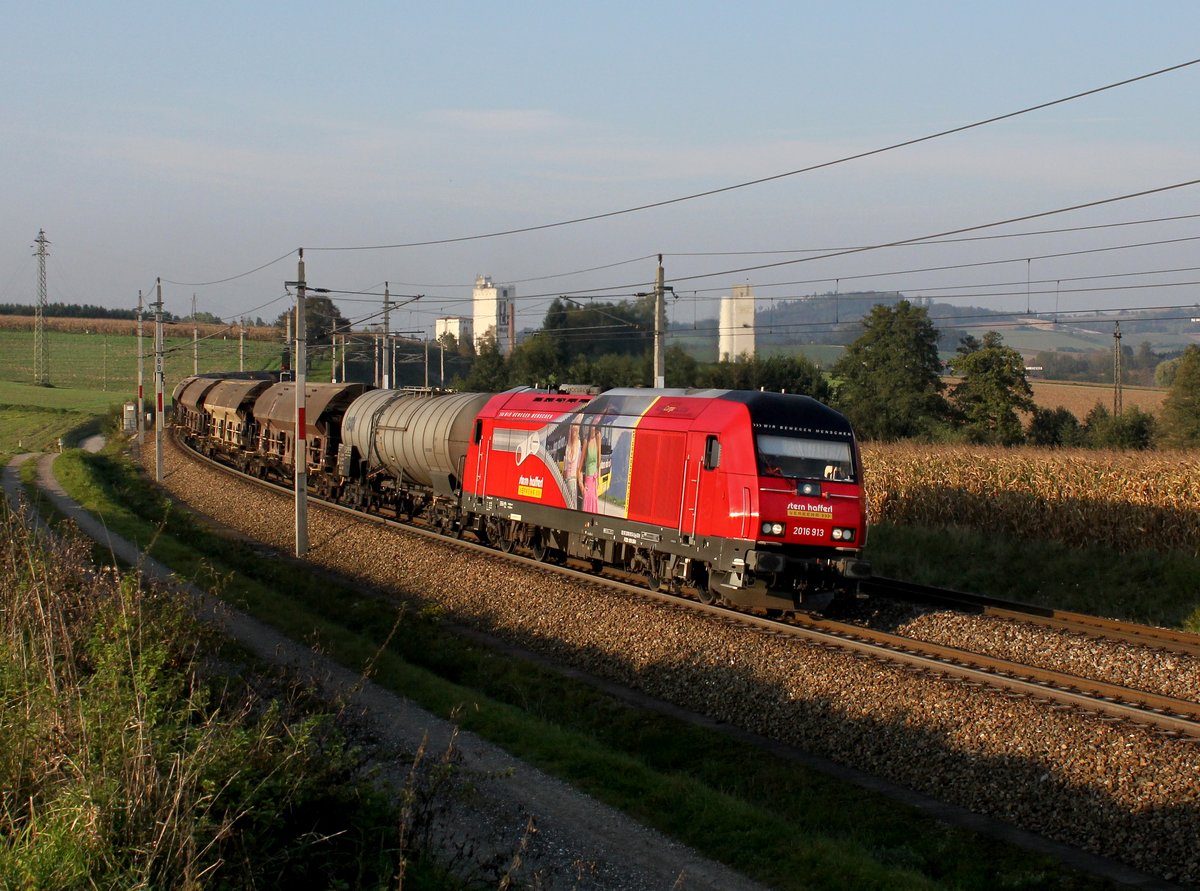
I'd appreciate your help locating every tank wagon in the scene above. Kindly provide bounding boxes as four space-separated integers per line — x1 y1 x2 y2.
174 376 870 611
336 388 493 529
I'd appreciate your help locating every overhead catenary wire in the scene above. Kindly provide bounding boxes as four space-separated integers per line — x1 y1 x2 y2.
662 211 1200 258
656 179 1200 289
660 302 1200 343
663 234 1200 300
380 179 1200 309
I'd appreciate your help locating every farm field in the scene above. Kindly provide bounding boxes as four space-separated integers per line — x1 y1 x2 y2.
861 442 1199 557
1028 378 1167 418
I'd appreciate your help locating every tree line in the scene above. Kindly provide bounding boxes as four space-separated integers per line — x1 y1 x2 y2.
454 298 1200 450
2 302 273 327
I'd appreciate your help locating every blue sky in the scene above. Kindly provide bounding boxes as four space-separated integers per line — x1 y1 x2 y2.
3 1 1199 336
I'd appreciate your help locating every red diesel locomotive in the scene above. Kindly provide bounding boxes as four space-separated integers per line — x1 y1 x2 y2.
174 377 871 611
460 387 870 611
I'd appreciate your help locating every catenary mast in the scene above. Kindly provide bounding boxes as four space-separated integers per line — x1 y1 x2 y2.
33 229 50 386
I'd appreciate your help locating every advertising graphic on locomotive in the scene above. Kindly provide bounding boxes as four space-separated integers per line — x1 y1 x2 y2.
174 375 870 612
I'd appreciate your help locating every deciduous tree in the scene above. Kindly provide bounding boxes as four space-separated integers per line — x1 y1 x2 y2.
832 300 949 440
1159 344 1200 447
949 331 1035 445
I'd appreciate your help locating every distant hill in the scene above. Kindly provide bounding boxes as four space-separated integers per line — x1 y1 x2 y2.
672 290 1199 362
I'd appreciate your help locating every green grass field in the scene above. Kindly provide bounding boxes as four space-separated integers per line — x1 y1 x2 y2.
0 329 295 457
0 329 284 395
0 380 132 454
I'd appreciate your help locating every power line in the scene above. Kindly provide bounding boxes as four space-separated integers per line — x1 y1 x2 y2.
663 212 1200 258
660 179 1200 288
668 233 1200 300
146 60 1200 314
408 179 1200 307
162 250 297 287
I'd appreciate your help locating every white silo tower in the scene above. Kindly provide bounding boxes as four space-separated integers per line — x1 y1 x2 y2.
719 284 756 361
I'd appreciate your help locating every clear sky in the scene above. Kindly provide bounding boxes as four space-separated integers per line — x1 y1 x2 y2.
3 1 1199 337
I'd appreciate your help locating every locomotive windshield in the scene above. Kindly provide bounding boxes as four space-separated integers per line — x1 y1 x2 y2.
756 434 855 482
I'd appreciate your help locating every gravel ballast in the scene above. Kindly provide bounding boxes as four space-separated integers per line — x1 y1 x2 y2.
150 442 1200 886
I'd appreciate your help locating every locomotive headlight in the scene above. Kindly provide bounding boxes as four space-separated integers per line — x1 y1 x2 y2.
761 521 785 537
832 527 855 542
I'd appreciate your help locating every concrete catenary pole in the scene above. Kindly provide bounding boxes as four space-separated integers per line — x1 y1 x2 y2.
136 290 145 446
290 251 309 556
653 255 666 388
383 282 391 388
153 279 165 483
192 294 198 375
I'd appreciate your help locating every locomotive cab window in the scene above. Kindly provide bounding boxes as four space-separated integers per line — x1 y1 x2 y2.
756 434 854 482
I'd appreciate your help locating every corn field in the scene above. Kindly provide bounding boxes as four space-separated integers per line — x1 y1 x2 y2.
861 444 1200 556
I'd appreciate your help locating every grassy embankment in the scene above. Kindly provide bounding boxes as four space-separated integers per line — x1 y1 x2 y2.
0 502 417 888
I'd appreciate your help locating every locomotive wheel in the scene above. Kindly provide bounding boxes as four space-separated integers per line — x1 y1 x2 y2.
697 585 718 605
644 553 663 591
530 531 547 562
497 522 517 553
483 516 501 546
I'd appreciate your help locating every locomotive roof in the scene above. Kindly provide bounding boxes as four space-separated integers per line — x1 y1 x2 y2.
588 388 854 440
710 390 855 440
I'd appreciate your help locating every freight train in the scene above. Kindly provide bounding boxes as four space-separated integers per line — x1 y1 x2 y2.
173 374 871 611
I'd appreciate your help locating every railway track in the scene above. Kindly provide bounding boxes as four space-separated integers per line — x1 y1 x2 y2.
173 430 1200 741
862 576 1200 658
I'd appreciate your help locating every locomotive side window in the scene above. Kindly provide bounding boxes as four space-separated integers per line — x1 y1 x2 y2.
756 434 854 482
703 435 721 470
474 419 483 445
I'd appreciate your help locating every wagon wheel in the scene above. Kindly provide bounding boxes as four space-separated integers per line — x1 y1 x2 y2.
396 497 412 522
